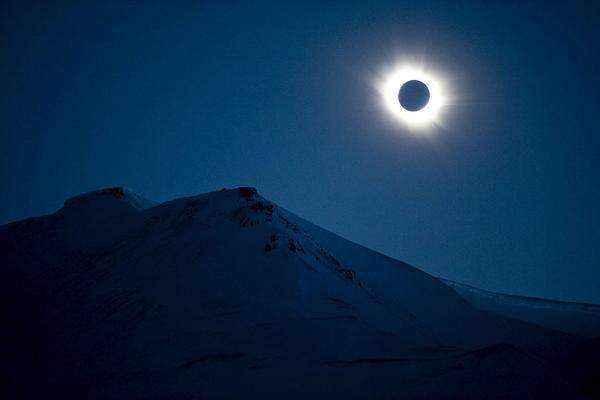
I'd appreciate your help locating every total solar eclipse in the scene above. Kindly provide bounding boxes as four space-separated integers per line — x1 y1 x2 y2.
377 64 448 129
398 80 430 111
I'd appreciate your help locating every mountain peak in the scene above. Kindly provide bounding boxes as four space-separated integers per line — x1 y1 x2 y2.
62 186 157 212
237 186 259 199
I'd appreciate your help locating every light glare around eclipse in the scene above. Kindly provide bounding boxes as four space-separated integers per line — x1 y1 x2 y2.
378 65 447 130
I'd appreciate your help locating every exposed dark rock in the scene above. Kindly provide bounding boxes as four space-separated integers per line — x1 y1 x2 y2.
100 187 126 197
239 187 257 201
336 268 357 282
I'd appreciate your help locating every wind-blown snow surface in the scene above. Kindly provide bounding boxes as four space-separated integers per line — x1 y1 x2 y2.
0 187 594 399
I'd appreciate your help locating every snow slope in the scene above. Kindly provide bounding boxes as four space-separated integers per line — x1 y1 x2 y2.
442 279 600 338
0 187 591 399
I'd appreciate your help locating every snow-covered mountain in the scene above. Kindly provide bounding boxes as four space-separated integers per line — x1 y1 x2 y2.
1 187 597 399
442 279 600 338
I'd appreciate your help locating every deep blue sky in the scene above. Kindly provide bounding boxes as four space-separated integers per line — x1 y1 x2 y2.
2 1 599 302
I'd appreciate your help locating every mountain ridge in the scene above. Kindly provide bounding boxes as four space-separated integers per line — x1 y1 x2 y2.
442 278 600 337
1 186 595 399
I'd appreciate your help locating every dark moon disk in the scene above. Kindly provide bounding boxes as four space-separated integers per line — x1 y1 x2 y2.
398 80 430 111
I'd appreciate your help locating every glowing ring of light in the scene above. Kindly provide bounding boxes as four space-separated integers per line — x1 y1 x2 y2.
378 66 447 129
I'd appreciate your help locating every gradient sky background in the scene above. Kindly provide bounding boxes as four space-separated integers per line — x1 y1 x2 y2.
2 1 599 303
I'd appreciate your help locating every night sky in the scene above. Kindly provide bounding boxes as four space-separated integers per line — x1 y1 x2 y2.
2 1 599 303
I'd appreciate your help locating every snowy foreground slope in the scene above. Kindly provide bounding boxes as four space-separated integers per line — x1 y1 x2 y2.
0 187 597 399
